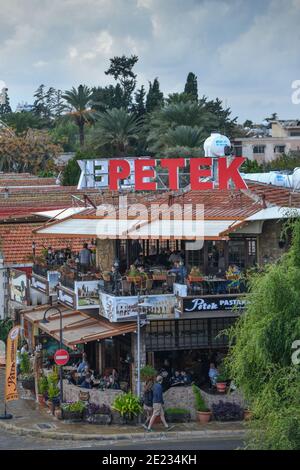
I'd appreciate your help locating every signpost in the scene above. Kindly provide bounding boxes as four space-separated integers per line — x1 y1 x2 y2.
54 349 69 366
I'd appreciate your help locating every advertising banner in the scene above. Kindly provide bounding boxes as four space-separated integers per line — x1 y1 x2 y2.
5 326 20 402
75 281 100 309
182 295 247 313
9 269 28 304
99 293 176 322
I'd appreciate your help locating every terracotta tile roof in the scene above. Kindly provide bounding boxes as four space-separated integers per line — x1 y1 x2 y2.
0 186 105 219
0 222 90 265
74 188 263 220
245 181 300 207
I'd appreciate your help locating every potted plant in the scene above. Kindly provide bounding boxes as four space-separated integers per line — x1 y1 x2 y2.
165 408 191 423
212 401 244 422
192 384 212 424
19 353 35 392
112 392 142 425
84 403 112 425
216 373 228 393
47 382 60 414
61 401 86 421
188 267 203 282
37 375 48 405
140 365 157 382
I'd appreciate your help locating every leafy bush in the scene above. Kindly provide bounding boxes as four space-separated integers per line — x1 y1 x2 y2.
212 401 244 422
192 384 209 412
20 352 31 375
61 401 87 413
38 376 48 395
47 382 60 400
140 365 157 382
165 408 190 415
86 403 111 416
112 392 142 419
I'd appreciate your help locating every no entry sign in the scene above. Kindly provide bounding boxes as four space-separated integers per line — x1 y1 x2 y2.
54 349 69 366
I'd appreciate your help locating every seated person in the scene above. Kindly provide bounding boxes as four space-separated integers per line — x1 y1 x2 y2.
77 353 89 376
80 373 93 389
68 370 77 386
181 370 192 385
170 370 184 386
108 368 120 390
169 261 187 283
208 363 219 387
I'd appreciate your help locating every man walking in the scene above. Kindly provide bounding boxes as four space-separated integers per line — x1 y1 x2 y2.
145 375 174 432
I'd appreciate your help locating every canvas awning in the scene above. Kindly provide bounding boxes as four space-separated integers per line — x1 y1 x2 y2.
23 305 136 348
34 217 234 240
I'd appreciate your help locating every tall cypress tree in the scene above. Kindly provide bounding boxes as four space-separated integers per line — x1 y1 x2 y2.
146 78 164 113
133 85 146 117
184 72 198 101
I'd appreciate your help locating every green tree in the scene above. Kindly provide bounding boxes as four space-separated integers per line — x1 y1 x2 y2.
200 96 238 136
227 218 300 449
2 112 47 134
147 100 216 155
146 78 164 113
62 85 95 147
33 84 49 119
0 319 13 344
133 85 146 117
105 55 138 109
184 72 198 101
90 108 143 156
243 120 253 128
62 149 95 186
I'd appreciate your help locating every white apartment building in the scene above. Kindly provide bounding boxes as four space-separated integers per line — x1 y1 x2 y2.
233 120 300 164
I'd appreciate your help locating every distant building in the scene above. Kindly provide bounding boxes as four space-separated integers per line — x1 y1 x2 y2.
15 102 34 113
233 120 300 163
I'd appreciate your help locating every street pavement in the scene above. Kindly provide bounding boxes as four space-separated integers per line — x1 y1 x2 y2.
0 430 244 450
0 367 246 450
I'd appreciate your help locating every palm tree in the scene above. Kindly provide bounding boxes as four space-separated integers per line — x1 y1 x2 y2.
91 108 143 155
62 85 95 146
147 101 216 155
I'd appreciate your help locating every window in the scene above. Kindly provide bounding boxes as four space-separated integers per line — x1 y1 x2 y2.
274 145 285 153
289 131 300 136
228 239 246 268
253 145 265 154
234 144 243 157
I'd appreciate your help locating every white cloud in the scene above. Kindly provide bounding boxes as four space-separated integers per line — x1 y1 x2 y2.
0 0 299 121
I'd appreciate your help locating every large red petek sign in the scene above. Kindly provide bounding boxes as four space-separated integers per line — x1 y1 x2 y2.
54 349 69 366
108 157 247 191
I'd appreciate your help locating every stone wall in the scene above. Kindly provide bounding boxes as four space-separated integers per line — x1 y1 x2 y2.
258 219 287 265
164 386 246 421
63 382 123 407
96 239 115 271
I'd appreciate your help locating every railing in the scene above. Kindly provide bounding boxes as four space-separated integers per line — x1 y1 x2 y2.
32 264 48 278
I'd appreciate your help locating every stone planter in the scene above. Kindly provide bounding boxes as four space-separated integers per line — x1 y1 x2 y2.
165 411 191 423
197 411 212 424
37 394 45 406
20 376 35 392
61 409 83 421
111 411 139 425
85 414 112 425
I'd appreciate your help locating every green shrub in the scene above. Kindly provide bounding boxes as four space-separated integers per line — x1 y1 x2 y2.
112 392 142 419
47 382 60 400
61 401 87 413
20 352 31 374
140 365 157 382
165 408 189 414
192 385 210 412
38 376 48 395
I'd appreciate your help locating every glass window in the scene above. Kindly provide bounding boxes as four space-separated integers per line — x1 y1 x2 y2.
228 239 246 268
253 145 265 154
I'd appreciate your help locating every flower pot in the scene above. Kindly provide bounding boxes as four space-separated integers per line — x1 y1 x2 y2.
244 410 252 421
216 382 227 393
197 411 212 424
37 394 45 406
54 408 62 420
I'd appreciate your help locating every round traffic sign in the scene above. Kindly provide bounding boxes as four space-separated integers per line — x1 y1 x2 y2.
54 349 69 366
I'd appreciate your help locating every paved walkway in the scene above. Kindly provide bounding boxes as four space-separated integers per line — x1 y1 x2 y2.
0 368 245 442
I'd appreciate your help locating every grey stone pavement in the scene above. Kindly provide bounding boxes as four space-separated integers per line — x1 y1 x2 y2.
0 367 246 449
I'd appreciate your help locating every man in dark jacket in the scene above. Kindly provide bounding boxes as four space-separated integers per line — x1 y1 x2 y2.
146 375 173 431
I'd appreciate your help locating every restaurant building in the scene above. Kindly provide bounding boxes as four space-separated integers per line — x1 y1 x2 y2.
15 179 299 390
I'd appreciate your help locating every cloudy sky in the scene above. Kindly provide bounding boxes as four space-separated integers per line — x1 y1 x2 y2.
1 0 300 122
